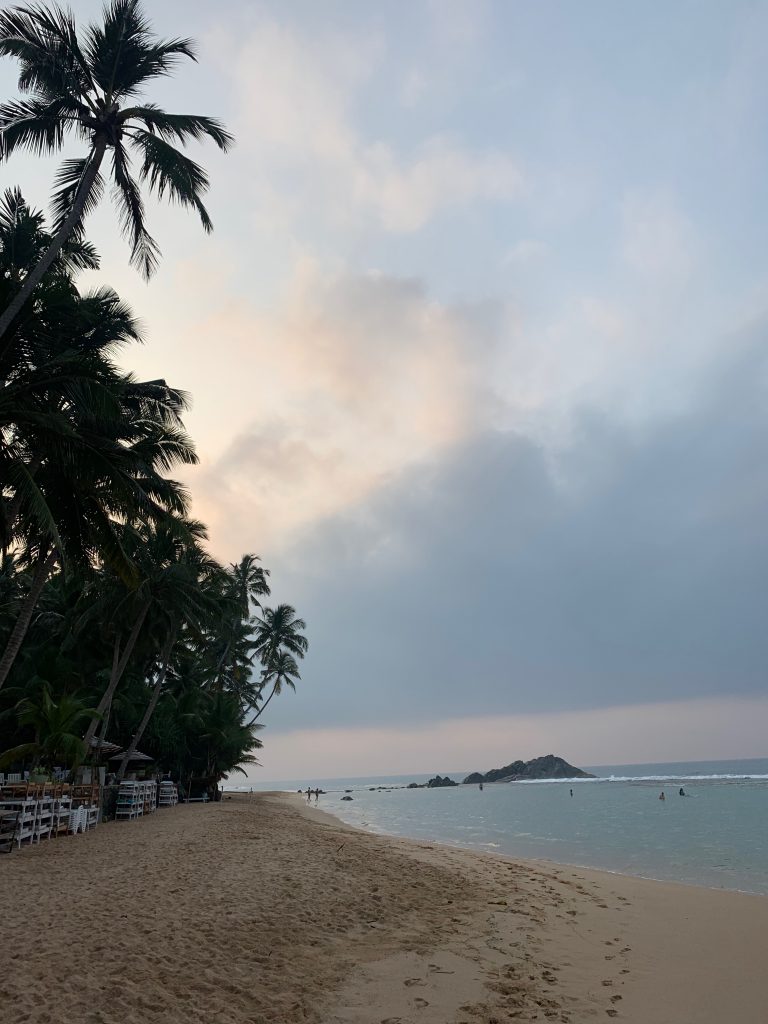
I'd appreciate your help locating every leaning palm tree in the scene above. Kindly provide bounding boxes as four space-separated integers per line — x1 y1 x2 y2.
0 0 233 339
249 650 301 724
252 604 308 668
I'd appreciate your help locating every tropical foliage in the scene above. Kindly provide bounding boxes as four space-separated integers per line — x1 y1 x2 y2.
0 3 307 794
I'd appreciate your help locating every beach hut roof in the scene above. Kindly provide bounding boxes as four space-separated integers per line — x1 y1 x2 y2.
107 750 154 762
87 738 122 755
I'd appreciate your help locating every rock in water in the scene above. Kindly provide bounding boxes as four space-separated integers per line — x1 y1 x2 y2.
426 775 458 788
462 754 595 785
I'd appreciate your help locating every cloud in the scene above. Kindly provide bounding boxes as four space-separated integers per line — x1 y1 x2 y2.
189 266 501 552
210 14 524 233
621 190 698 278
503 239 548 266
258 324 768 733
246 697 768 780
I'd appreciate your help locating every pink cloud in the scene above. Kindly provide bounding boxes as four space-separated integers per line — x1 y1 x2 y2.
244 697 768 781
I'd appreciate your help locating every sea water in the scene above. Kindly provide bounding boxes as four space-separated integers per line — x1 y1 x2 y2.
245 759 768 895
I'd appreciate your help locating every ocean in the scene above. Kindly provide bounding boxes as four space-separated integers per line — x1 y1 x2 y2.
241 759 768 895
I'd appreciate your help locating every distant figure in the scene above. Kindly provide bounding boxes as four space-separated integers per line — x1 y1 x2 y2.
306 787 312 802
679 787 685 797
479 781 484 791
659 791 666 801
570 789 573 798
249 787 253 799
314 788 319 802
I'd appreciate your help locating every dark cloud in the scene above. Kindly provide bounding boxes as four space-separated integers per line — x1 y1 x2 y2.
262 327 768 732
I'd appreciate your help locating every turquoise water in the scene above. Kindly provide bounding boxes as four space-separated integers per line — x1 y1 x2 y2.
244 759 768 894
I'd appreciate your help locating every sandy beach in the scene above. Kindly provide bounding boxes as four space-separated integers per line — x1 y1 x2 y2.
0 793 766 1024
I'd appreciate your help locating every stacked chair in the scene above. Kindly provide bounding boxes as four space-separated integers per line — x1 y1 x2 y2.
0 782 101 852
115 779 157 820
158 780 179 807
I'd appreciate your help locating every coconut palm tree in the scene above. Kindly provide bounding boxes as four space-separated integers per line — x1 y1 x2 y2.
249 650 301 724
114 526 221 780
252 604 308 668
0 0 233 340
0 682 97 772
0 192 198 692
211 554 270 688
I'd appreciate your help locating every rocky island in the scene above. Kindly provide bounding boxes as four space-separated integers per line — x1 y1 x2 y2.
463 754 594 784
407 775 459 789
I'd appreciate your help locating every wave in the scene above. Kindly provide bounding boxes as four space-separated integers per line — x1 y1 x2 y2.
515 774 768 783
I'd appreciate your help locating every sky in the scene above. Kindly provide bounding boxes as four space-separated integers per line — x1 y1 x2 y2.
2 1 767 778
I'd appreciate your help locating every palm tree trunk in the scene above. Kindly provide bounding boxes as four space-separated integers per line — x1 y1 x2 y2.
92 643 119 766
248 683 277 725
3 454 44 536
116 632 176 782
0 547 58 691
82 598 151 749
0 138 108 343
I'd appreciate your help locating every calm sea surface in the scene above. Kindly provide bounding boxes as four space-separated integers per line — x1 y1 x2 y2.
243 759 768 895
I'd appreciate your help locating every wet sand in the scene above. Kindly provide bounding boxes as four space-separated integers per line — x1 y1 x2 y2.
0 792 765 1023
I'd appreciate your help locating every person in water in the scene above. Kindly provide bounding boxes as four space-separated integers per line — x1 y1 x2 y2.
570 789 573 798
679 787 686 797
479 781 483 791
659 791 666 801
306 787 312 802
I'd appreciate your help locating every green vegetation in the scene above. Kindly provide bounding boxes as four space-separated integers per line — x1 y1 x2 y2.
0 2 306 793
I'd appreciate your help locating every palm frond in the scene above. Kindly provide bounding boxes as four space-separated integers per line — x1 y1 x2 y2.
59 234 100 273
110 143 159 279
130 129 213 231
124 105 233 150
50 155 105 233
0 5 87 101
0 96 69 159
83 1 195 99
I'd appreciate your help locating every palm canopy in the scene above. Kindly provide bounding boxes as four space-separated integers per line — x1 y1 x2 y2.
252 604 309 666
0 0 233 338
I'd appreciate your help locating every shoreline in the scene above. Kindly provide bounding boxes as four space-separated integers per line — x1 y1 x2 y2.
282 791 768 899
286 790 768 897
1 792 767 1023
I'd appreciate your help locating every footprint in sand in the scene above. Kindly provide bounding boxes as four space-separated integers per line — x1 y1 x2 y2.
404 978 426 987
610 995 623 1003
413 998 429 1008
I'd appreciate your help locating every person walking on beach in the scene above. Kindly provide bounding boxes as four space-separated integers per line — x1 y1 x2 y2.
306 787 312 802
314 788 319 802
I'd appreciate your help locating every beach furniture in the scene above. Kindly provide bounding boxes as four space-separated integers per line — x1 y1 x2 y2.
116 781 142 820
0 793 37 848
32 795 53 842
116 779 156 819
69 805 87 834
52 787 72 836
0 809 19 853
158 781 178 807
